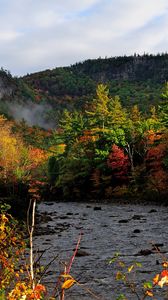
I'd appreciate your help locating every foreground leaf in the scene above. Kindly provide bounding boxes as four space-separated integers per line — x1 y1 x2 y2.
62 279 76 290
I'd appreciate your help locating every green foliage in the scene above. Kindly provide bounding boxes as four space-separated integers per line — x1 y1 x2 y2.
60 110 85 136
86 84 111 129
20 53 168 116
110 252 168 299
48 156 58 185
0 54 168 128
42 82 168 200
158 82 168 127
0 58 168 201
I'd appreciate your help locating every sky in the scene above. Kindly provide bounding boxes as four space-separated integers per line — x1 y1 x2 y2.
0 0 168 76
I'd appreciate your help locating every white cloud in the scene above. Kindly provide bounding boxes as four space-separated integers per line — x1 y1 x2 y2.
0 0 167 75
0 30 22 42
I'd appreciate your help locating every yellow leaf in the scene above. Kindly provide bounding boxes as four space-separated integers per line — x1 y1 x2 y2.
1 214 8 222
128 265 134 273
119 261 125 268
0 224 5 232
146 290 154 297
162 261 168 268
62 279 76 290
153 274 159 285
158 275 168 288
116 271 125 280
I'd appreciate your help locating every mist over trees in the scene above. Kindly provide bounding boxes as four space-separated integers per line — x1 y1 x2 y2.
0 53 168 130
0 54 168 204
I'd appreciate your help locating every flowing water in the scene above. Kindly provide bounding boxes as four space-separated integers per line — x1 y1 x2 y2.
34 201 168 299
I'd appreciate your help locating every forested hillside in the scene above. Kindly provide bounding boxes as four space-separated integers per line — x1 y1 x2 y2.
0 54 168 127
1 54 168 206
23 53 168 112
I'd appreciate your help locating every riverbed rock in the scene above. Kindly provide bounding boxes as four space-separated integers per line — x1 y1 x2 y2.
148 209 157 213
133 229 141 233
76 249 90 257
135 249 153 256
94 206 102 210
35 202 168 299
132 214 142 220
118 219 129 223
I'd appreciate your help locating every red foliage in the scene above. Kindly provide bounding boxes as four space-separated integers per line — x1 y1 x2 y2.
107 145 130 181
146 143 166 170
145 140 168 192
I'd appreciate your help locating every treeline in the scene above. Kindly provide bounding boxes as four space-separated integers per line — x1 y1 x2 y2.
0 54 168 127
0 116 49 214
45 83 168 202
23 53 168 112
1 83 168 207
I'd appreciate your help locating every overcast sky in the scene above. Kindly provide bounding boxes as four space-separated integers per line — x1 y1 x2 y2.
0 0 168 76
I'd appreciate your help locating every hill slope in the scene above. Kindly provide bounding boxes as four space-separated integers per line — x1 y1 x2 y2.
22 53 168 111
0 53 168 127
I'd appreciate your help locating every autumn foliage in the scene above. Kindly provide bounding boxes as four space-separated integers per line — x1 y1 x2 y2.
0 115 48 197
145 131 168 193
1 207 168 299
107 144 130 182
0 116 26 182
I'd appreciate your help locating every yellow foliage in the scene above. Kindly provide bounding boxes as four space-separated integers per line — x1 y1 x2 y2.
145 290 154 297
0 115 29 182
0 212 25 291
61 279 76 290
0 115 48 183
49 144 66 155
127 265 134 273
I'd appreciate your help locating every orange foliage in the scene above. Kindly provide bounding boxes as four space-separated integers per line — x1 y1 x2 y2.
146 143 166 169
79 130 98 143
28 147 48 169
7 282 46 300
145 136 168 192
145 130 163 145
0 115 48 184
153 269 168 288
0 209 47 300
0 212 25 291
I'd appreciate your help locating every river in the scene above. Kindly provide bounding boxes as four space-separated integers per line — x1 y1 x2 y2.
34 201 168 300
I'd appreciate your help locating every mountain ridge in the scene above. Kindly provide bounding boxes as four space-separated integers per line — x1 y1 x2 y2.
0 53 168 126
